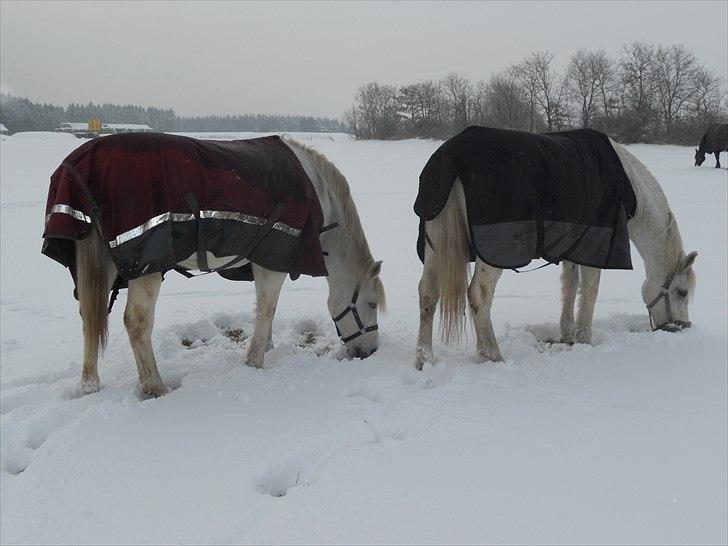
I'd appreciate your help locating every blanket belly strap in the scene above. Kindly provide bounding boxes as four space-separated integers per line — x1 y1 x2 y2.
214 202 286 271
181 194 287 274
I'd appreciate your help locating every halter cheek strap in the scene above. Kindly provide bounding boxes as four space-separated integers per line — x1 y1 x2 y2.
646 272 675 331
332 284 378 343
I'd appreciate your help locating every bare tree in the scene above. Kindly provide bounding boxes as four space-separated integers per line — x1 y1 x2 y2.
513 62 539 131
567 50 600 128
442 72 473 132
397 80 447 137
689 66 725 127
515 51 568 131
468 80 489 126
592 51 617 130
484 70 531 130
347 82 399 139
619 42 656 115
652 44 698 140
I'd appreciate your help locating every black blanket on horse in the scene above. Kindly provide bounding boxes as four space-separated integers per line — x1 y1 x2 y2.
42 133 327 287
415 126 637 269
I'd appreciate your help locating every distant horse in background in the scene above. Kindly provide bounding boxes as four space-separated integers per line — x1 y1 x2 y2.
414 127 697 368
695 123 728 168
43 134 385 397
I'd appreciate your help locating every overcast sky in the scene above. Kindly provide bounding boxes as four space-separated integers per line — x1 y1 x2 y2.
1 1 726 119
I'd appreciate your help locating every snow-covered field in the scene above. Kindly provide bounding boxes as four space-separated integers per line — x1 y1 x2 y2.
1 131 726 545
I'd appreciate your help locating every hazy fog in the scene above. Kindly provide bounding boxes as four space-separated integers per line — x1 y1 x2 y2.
1 1 726 117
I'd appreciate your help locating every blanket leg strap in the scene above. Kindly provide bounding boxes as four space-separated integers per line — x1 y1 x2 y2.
107 275 124 314
184 193 209 272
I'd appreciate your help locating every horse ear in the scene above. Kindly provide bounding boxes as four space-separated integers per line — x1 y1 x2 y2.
680 251 698 271
366 260 383 280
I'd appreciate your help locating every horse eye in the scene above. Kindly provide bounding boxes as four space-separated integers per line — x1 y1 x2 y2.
677 289 688 298
368 302 377 310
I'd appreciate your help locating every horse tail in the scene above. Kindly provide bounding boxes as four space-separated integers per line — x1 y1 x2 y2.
432 180 469 344
76 228 109 353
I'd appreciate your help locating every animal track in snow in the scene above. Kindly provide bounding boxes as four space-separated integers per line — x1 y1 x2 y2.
256 461 317 497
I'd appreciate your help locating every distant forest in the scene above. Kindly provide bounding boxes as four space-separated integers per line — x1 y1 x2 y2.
345 42 727 145
0 93 346 134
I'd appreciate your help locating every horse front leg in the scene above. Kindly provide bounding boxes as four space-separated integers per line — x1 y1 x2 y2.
124 273 166 397
246 265 286 369
574 266 601 344
560 261 579 343
468 259 503 362
715 152 721 169
415 246 440 370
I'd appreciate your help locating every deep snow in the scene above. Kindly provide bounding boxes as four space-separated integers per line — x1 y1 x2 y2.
1 131 726 545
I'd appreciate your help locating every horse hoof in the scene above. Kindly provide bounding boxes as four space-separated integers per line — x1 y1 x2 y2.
414 346 433 370
477 351 504 363
77 378 101 396
245 360 264 370
143 384 169 398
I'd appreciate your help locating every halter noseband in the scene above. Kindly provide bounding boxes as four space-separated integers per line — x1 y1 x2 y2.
332 283 378 343
646 271 690 331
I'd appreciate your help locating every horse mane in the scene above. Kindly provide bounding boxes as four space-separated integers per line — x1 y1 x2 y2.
610 140 690 279
284 138 386 306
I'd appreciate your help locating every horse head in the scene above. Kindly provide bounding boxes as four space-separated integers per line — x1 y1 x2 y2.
329 260 384 359
644 251 698 332
694 148 706 166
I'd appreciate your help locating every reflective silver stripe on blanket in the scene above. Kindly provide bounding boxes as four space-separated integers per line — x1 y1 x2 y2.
47 204 92 224
108 210 301 248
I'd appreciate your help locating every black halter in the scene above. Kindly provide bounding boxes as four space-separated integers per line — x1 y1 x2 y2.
332 284 378 343
321 220 378 343
646 271 690 331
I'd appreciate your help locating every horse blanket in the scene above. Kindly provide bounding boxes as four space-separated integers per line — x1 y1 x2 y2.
415 126 637 269
42 133 327 290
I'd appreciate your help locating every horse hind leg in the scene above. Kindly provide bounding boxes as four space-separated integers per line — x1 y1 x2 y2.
560 261 579 343
76 230 115 395
467 259 503 362
574 266 601 344
246 264 286 369
124 273 166 397
715 152 721 168
415 242 440 370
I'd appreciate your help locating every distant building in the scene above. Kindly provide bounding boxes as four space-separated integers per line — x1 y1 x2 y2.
101 123 154 134
55 122 90 135
55 121 155 138
0 123 8 135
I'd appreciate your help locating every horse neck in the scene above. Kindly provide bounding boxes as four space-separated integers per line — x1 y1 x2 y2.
617 143 684 282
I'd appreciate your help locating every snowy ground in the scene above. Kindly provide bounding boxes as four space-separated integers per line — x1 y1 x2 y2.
1 131 726 545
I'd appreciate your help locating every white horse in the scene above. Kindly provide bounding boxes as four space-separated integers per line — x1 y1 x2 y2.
75 138 385 397
415 140 697 368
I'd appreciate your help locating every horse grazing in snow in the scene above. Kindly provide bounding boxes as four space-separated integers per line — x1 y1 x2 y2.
43 134 384 397
695 123 728 168
413 127 697 368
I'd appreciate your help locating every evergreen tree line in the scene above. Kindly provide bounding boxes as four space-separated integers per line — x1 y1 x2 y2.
344 42 728 144
0 94 345 134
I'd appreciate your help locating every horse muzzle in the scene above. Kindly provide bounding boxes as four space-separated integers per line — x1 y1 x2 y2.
349 346 377 360
657 320 691 332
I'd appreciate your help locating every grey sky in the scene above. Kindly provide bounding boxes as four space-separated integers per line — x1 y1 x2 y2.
1 1 726 119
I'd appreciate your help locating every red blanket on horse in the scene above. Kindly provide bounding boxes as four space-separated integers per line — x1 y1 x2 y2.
42 133 327 286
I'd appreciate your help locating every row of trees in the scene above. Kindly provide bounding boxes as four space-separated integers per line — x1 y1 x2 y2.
0 93 345 134
344 42 727 144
